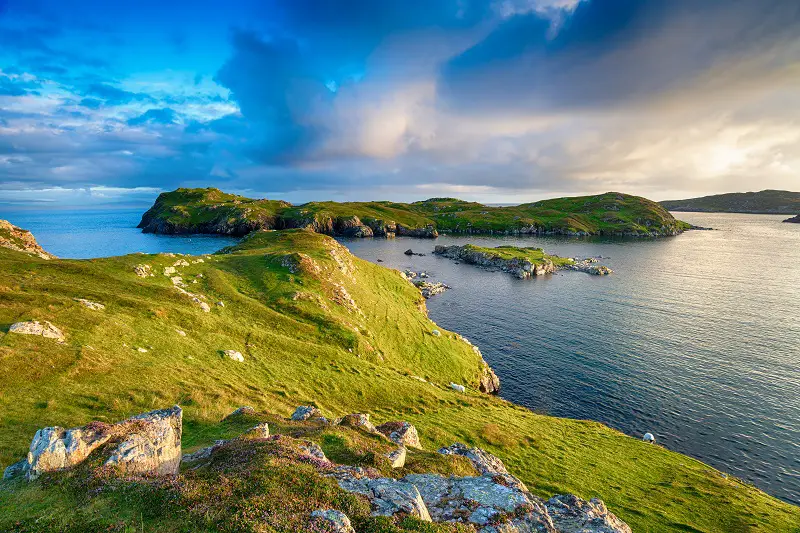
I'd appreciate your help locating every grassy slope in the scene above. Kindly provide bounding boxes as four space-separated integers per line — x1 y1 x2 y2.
0 230 797 532
661 190 800 214
141 188 691 236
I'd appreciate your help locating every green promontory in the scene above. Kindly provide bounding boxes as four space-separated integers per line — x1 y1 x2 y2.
139 188 692 238
661 189 800 214
0 225 797 531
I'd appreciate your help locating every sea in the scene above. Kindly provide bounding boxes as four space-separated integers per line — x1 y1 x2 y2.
3 208 799 505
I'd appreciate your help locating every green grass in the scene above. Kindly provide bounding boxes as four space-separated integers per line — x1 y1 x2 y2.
459 244 575 267
0 229 797 532
139 188 691 237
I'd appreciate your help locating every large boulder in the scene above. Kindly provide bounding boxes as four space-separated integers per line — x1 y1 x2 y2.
21 406 182 480
545 494 632 533
335 474 432 521
437 443 527 491
8 321 65 342
375 421 422 449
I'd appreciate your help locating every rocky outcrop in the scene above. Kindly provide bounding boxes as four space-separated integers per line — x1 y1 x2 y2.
783 214 800 223
291 405 323 422
11 406 182 481
479 362 501 394
397 224 439 238
546 494 632 533
310 509 356 533
8 321 65 342
0 220 55 259
438 443 514 478
334 215 374 238
335 474 432 521
376 422 422 449
336 413 378 433
434 245 555 279
564 258 614 275
413 280 450 298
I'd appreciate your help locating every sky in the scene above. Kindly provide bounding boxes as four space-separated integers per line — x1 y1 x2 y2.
0 0 799 208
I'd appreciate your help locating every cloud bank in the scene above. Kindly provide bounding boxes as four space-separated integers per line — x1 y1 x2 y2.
1 0 798 206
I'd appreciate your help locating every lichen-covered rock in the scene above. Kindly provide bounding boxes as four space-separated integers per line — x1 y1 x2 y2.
336 413 378 433
310 509 356 533
335 475 432 521
437 443 527 490
8 321 65 342
385 447 407 469
134 264 153 277
224 350 244 362
3 458 29 480
291 405 322 421
376 422 422 449
104 406 182 476
74 298 105 311
299 441 329 463
23 406 182 480
545 494 631 533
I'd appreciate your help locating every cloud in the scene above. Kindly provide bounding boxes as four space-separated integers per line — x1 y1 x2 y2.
85 83 151 106
127 107 180 126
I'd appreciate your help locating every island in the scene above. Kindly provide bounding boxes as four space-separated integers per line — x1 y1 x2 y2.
661 189 800 214
434 244 612 278
1 222 797 532
138 187 693 238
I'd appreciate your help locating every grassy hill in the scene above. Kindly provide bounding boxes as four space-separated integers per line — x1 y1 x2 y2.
139 188 692 237
661 190 800 214
0 228 797 531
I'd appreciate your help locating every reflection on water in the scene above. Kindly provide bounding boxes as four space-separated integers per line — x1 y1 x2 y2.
342 213 800 505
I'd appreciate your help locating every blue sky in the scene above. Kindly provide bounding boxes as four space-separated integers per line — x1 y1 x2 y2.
1 0 799 208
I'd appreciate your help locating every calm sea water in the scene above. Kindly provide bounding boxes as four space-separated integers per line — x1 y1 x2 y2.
2 209 798 504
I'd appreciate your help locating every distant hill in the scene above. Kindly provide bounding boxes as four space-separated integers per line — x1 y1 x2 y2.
661 190 800 214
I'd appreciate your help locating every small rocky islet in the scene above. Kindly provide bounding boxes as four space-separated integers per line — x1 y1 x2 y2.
783 214 800 223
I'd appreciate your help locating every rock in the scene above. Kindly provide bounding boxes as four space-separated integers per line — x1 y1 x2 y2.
450 383 466 393
3 458 28 480
199 302 211 313
291 405 322 421
396 224 438 239
643 432 655 444
335 475 432 521
310 509 356 533
376 422 422 449
182 442 223 465
414 281 450 299
227 406 255 417
104 406 183 476
403 270 417 279
241 423 270 439
404 473 552 531
216 301 225 307
137 347 148 353
299 441 329 463
479 363 501 394
404 249 415 256
8 321 65 342
545 494 632 533
437 443 516 480
588 265 613 276
336 413 378 433
74 298 105 310
163 266 177 276
0 220 56 259
385 447 407 469
134 264 153 277
783 214 800 223
419 272 429 278
176 329 186 337
24 406 182 480
431 329 441 337
434 245 556 279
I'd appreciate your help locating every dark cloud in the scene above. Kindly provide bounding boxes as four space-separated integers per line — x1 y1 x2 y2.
127 108 180 126
85 83 151 105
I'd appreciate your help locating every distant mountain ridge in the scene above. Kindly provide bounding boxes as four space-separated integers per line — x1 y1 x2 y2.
661 190 800 214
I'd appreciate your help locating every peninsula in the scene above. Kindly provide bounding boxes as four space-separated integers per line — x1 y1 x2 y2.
0 223 797 532
661 190 800 214
138 188 692 238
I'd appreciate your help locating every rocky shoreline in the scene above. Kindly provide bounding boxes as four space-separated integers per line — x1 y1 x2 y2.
434 245 613 279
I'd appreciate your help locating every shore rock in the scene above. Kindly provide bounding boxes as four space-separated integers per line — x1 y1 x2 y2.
479 363 501 394
376 422 422 449
413 280 450 299
9 321 65 342
783 214 800 223
310 510 356 533
434 245 555 279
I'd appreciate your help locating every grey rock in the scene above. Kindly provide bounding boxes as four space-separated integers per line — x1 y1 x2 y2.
242 423 270 439
224 349 244 362
437 443 527 490
299 441 329 463
376 421 422 449
227 406 255 417
385 447 407 469
3 459 29 480
291 405 322 421
336 413 378 433
336 475 432 521
545 494 631 533
74 298 105 310
103 406 183 476
310 509 356 533
8 321 65 342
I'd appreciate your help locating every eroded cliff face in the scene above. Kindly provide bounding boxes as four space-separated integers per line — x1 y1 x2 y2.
0 220 55 259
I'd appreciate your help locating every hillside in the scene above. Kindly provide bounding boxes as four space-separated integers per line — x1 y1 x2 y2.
0 226 798 531
661 190 800 214
139 188 692 238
